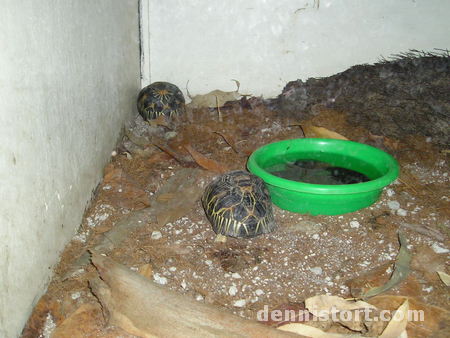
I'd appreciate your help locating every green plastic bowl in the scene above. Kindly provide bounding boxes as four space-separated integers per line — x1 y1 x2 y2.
247 138 399 215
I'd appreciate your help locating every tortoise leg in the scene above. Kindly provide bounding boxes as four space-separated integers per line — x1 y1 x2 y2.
214 234 227 243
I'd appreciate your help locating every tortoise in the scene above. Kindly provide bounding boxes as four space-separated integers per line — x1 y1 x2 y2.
137 82 185 121
202 170 277 241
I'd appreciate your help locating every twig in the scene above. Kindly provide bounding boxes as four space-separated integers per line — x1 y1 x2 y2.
213 131 240 154
152 141 195 166
216 96 223 122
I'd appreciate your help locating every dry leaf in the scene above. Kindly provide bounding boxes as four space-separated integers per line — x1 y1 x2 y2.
301 125 349 140
184 144 229 173
213 131 240 154
362 233 411 299
305 295 378 332
153 142 195 166
262 302 309 327
368 295 450 338
346 263 424 303
305 295 377 318
187 80 242 109
138 264 153 279
437 271 450 286
379 300 409 338
278 323 354 337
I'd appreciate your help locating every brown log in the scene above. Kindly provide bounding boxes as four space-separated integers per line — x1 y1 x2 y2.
90 252 300 338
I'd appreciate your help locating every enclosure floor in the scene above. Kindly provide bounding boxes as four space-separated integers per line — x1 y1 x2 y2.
23 100 449 337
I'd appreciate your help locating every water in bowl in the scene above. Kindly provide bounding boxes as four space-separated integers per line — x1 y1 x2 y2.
266 159 370 185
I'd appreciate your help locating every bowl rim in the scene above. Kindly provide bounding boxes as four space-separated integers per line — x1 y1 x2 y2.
247 138 400 195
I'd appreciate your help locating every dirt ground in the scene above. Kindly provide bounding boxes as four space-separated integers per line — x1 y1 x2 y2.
22 97 449 337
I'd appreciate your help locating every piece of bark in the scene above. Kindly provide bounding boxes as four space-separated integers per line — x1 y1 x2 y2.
51 303 104 337
93 207 154 253
151 167 206 226
89 252 300 338
21 295 64 338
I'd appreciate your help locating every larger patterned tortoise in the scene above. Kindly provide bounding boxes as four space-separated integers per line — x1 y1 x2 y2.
202 170 277 241
137 82 185 121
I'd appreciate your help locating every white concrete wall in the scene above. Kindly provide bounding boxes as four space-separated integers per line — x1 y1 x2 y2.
146 0 450 98
0 1 140 336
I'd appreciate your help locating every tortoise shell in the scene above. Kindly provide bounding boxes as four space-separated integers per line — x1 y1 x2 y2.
137 82 185 121
202 170 277 238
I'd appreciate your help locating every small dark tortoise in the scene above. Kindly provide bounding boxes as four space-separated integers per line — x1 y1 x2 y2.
137 82 185 121
202 170 277 241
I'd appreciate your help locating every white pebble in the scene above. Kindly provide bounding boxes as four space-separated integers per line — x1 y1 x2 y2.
231 272 242 279
205 260 213 266
169 266 177 272
422 286 433 293
151 231 162 240
181 280 187 289
255 289 264 296
233 299 246 307
229 285 238 296
111 150 118 156
387 200 400 210
397 208 407 216
312 234 320 240
195 294 204 301
349 221 360 229
71 292 81 300
431 243 449 254
153 273 167 285
309 267 323 275
386 188 395 197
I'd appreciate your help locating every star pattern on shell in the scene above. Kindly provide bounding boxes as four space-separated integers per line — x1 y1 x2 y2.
137 82 185 121
202 170 277 239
